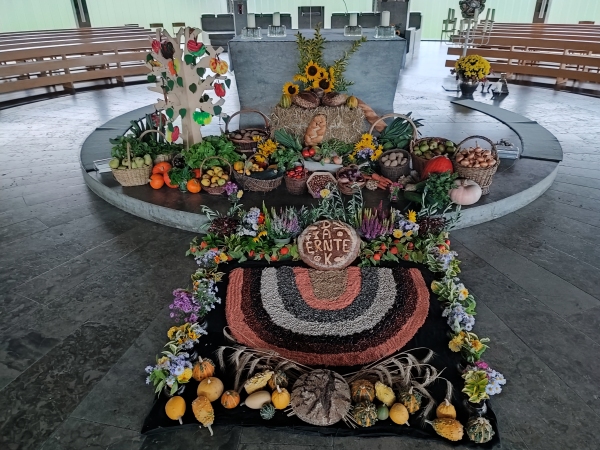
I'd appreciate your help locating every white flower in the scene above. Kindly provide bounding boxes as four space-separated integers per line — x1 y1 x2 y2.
145 376 151 385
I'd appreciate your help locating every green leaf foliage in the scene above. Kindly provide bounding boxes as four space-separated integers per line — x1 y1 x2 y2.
189 83 197 93
184 53 195 65
183 135 242 169
147 74 156 83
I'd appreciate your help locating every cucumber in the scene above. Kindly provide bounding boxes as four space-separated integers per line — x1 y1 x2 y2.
403 191 423 204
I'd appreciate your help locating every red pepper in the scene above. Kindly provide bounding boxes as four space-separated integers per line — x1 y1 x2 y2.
151 40 160 54
214 83 226 98
171 126 180 142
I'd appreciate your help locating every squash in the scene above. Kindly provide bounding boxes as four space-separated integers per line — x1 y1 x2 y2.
244 370 274 394
420 155 453 180
165 396 186 424
449 178 482 206
149 174 165 189
163 171 178 188
192 357 216 381
186 178 201 193
389 403 409 425
352 401 378 427
399 389 422 414
260 403 276 420
374 381 396 407
221 390 241 409
436 399 457 419
233 161 244 172
346 95 358 109
196 377 224 402
244 390 272 409
152 161 172 175
192 395 214 436
426 418 464 442
350 379 375 403
268 370 289 390
280 93 293 108
271 386 291 410
376 403 389 421
466 417 495 444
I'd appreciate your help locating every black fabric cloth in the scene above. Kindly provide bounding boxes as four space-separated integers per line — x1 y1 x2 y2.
141 259 500 448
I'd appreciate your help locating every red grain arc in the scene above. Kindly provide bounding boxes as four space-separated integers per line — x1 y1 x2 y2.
293 267 362 311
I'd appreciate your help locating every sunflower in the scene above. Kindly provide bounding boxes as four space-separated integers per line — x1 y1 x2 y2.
312 75 333 93
282 82 299 96
316 67 328 80
304 60 321 81
293 74 308 83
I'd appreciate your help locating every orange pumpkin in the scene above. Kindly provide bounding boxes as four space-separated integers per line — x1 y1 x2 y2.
187 178 201 193
421 156 453 180
221 390 241 409
149 174 165 189
163 172 178 188
192 357 215 381
152 161 172 174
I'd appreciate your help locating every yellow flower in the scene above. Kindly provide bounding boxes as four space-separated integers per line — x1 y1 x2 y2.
237 190 244 199
253 230 267 243
471 340 484 352
219 252 228 262
370 147 383 161
439 246 449 255
167 326 178 339
328 67 336 84
283 82 299 96
158 356 168 364
431 280 442 292
305 60 321 81
316 67 328 80
293 74 308 83
449 336 462 352
177 367 193 383
459 288 469 299
252 135 263 142
320 188 331 198
405 230 413 237
254 154 266 163
393 229 403 239
258 139 277 157
407 210 417 223
312 76 333 93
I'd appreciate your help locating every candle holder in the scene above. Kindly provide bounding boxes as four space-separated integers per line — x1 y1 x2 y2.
344 25 363 37
374 25 396 39
241 27 262 39
267 25 286 37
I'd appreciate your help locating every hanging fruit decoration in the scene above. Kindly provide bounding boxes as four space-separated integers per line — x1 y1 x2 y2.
151 40 160 54
209 57 229 75
160 41 175 59
187 39 206 56
214 83 226 98
193 111 212 126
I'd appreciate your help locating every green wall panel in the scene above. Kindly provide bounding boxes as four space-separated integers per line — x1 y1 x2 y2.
0 0 76 32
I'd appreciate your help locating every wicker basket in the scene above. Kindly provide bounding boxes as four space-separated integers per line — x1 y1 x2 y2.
306 171 337 198
452 135 499 195
369 113 418 172
111 138 152 187
136 129 173 164
336 165 366 196
233 155 283 192
199 156 232 195
411 137 456 175
284 162 308 195
378 149 411 180
225 109 271 156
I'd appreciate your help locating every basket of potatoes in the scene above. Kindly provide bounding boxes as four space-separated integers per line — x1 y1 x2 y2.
225 109 271 156
199 157 232 195
378 149 410 180
452 136 499 195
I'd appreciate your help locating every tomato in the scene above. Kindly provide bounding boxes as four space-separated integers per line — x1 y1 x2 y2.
227 255 233 261
271 254 278 261
407 242 414 250
393 239 400 244
390 246 398 255
308 148 316 157
445 239 451 246
302 150 310 158
200 241 208 249
403 254 410 260
380 244 387 251
190 247 197 253
248 250 255 257
192 168 201 178
373 253 381 261
438 245 446 251
280 247 289 255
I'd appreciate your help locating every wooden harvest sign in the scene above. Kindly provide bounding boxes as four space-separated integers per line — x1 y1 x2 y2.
297 220 361 270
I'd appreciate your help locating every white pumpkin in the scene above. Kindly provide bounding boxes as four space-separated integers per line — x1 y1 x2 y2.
449 179 482 205
244 390 272 409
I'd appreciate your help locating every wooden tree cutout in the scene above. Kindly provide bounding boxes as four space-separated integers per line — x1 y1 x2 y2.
145 27 231 146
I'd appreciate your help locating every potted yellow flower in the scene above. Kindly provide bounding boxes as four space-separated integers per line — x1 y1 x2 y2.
452 55 491 96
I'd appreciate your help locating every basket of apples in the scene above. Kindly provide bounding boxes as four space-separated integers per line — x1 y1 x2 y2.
285 162 309 195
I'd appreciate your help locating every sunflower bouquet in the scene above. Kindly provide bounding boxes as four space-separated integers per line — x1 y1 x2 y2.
346 133 384 168
453 54 491 82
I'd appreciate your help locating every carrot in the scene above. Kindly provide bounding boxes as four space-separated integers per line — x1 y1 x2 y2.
362 173 373 180
377 181 387 190
371 173 383 182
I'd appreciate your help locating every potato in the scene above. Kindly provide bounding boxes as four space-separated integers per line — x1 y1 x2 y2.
390 160 398 167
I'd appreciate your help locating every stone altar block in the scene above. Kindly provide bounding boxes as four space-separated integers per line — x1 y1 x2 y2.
228 29 406 128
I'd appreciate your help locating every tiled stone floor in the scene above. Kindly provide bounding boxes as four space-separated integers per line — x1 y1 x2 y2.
0 43 599 450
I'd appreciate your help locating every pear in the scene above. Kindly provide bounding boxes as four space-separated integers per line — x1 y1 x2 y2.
134 157 145 167
131 161 138 169
109 158 120 169
144 154 153 166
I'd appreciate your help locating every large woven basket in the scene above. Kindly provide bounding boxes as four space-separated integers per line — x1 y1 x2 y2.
137 129 173 164
199 156 232 195
306 171 337 198
233 155 283 192
284 162 308 195
336 165 366 196
369 113 419 172
225 109 271 156
377 149 411 181
411 136 456 175
452 135 499 195
111 138 152 187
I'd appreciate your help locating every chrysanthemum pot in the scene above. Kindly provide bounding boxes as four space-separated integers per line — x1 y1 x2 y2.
459 78 479 96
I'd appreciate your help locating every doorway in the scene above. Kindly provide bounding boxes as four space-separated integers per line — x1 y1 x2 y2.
532 0 551 24
71 0 92 28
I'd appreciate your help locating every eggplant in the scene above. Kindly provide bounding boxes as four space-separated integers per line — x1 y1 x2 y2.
172 153 186 169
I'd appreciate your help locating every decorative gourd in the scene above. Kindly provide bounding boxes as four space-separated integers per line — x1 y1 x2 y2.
186 178 201 193
350 379 375 403
165 396 186 424
420 155 453 180
466 417 495 444
271 386 291 410
268 370 289 390
389 403 410 425
244 390 272 409
152 161 172 174
449 178 482 206
346 95 358 109
376 403 390 421
221 390 241 409
436 399 457 419
149 174 165 189
192 357 216 381
374 381 396 407
399 389 422 414
280 93 292 108
192 395 214 436
353 401 378 427
244 370 274 394
196 377 224 402
260 403 276 420
426 418 464 442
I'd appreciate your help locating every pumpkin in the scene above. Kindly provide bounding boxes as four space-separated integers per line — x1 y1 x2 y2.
192 358 215 381
399 389 422 414
420 155 453 180
280 93 293 108
233 161 244 172
449 178 482 205
260 403 276 420
196 377 224 402
346 95 358 109
163 172 178 188
187 178 201 193
376 403 389 421
436 399 457 419
244 390 272 409
350 379 375 403
221 390 241 409
466 417 495 444
271 386 291 410
244 370 274 394
268 370 289 390
152 161 172 174
149 174 165 189
374 381 396 407
353 401 378 427
426 418 464 442
389 403 409 425
165 396 186 424
192 395 214 436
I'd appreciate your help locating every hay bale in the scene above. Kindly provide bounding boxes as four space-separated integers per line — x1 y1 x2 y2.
270 105 365 144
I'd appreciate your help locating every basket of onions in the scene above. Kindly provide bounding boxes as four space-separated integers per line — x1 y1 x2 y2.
452 136 499 195
336 165 366 195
